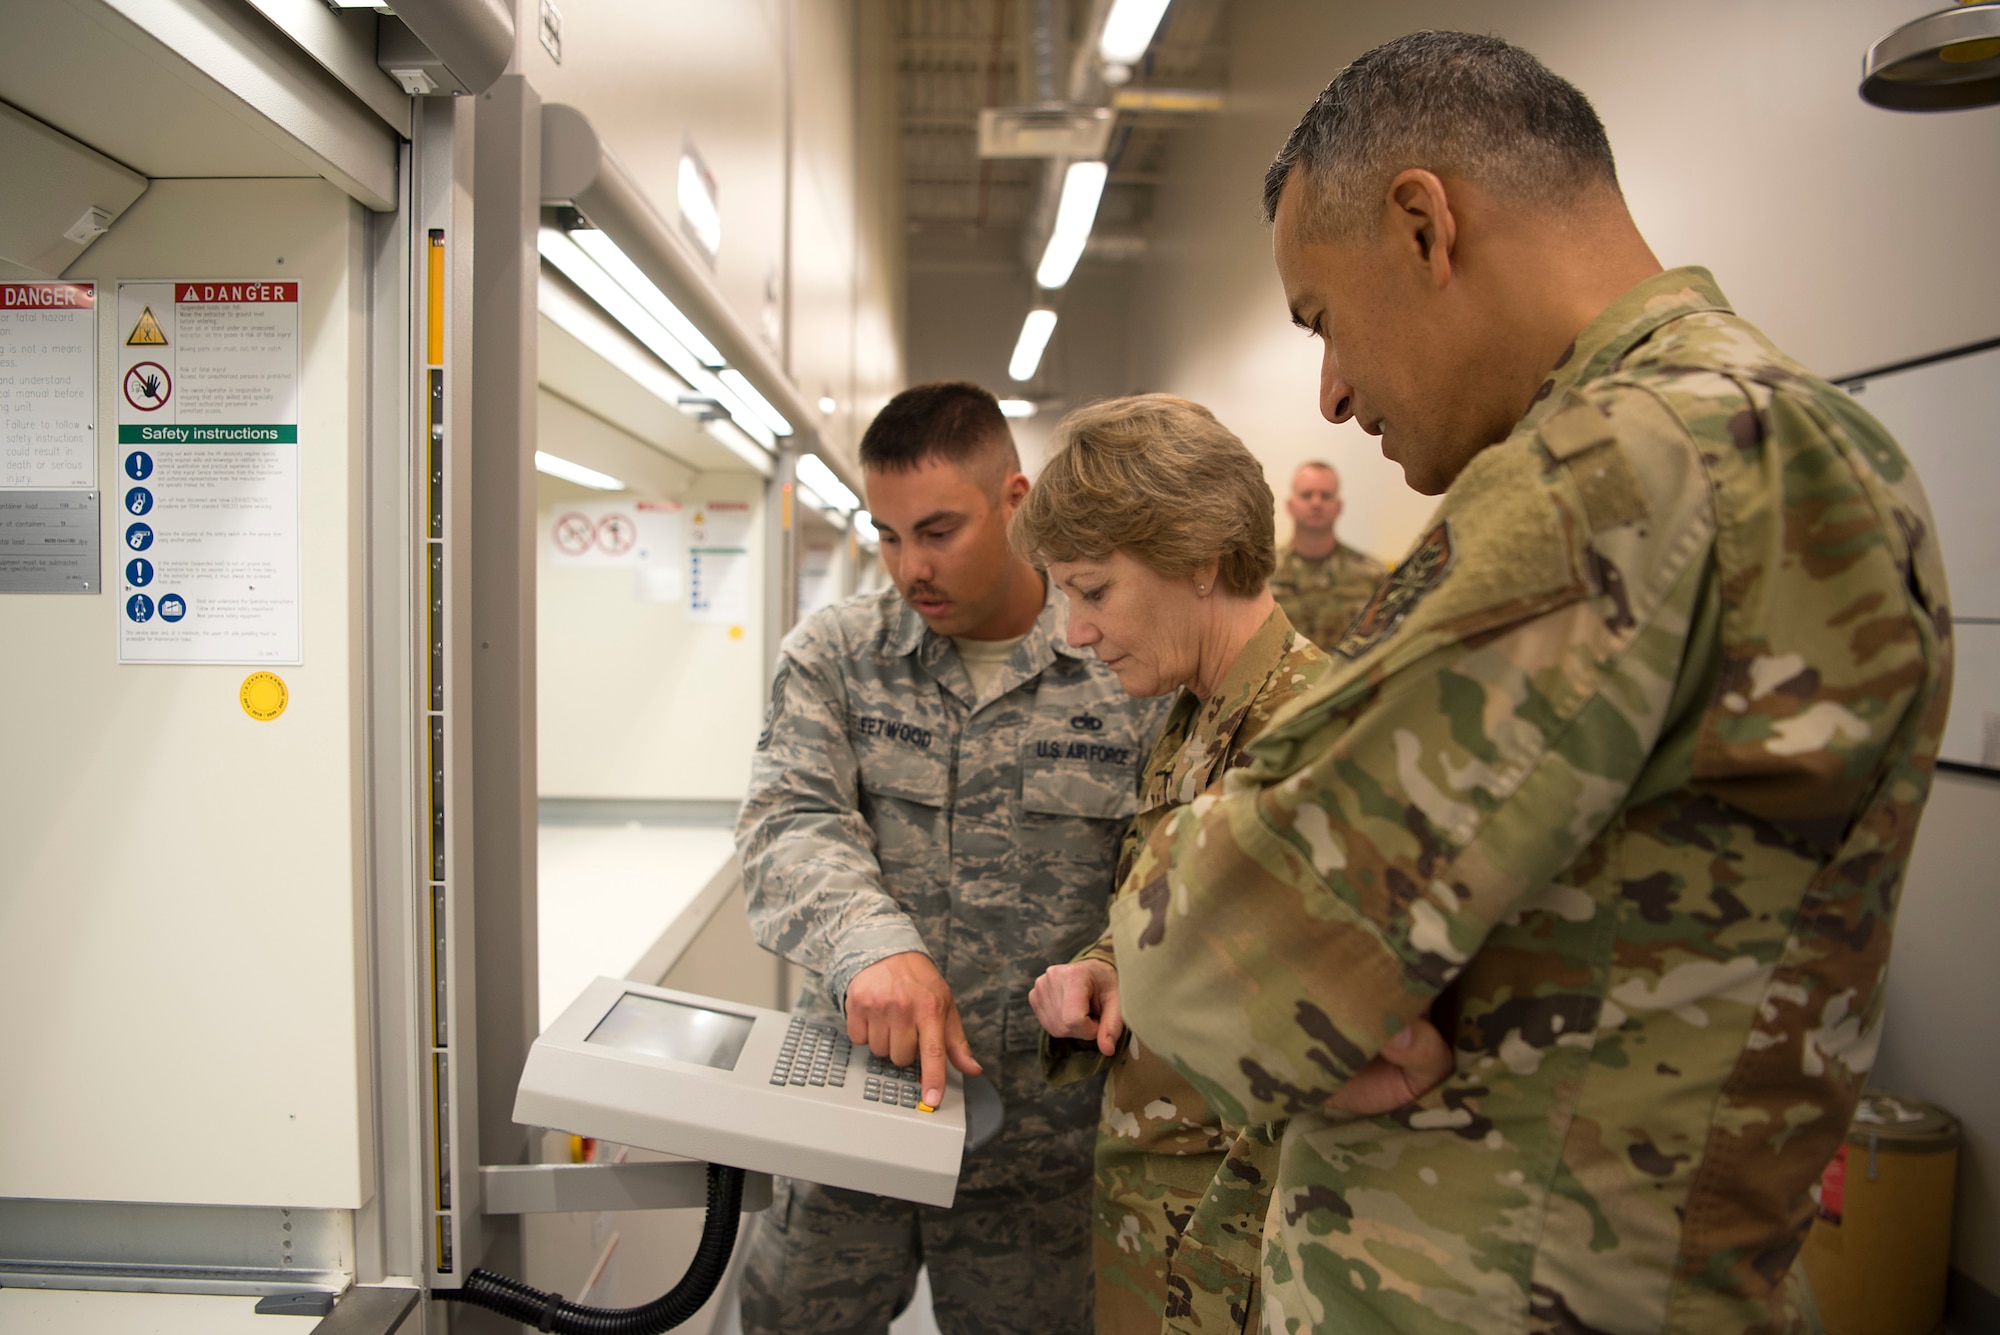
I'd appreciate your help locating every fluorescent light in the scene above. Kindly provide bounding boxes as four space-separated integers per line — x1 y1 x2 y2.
818 396 837 415
796 453 860 511
1099 0 1173 64
569 228 724 366
1035 161 1108 289
536 278 773 477
540 227 778 453
853 510 879 546
535 450 624 490
540 228 712 390
997 398 1037 419
679 153 722 258
1009 309 1058 382
719 368 794 437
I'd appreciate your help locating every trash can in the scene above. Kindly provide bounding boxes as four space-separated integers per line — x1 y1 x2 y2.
1800 1091 1959 1335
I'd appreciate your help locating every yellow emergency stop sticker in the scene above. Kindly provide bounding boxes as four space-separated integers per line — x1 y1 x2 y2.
240 671 288 722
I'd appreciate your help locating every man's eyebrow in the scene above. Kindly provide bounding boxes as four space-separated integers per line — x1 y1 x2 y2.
907 509 966 533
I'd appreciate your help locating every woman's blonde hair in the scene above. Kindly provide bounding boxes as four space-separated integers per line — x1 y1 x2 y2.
1011 393 1275 595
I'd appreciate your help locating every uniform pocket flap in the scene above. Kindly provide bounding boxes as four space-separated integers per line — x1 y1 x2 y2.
1020 754 1141 820
855 715 950 807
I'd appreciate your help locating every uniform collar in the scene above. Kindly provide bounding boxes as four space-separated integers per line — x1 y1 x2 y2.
884 575 1088 670
1145 604 1299 808
1515 266 1733 437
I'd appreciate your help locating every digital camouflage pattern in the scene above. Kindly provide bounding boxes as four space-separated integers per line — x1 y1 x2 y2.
1269 542 1389 653
1110 268 1954 1335
1044 607 1331 1334
738 581 1170 1334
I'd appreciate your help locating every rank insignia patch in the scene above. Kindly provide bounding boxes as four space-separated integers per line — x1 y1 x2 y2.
1333 521 1455 659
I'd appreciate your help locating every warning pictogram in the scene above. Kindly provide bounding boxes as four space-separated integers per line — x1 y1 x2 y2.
123 361 172 412
595 513 637 556
553 511 594 556
126 305 169 346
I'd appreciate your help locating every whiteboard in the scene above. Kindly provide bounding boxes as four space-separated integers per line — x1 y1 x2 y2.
1843 341 2000 770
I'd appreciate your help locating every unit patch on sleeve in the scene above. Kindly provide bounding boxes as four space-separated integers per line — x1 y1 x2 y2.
1333 520 1455 660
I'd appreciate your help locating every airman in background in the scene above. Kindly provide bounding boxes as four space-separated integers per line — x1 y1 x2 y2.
1268 460 1386 648
1111 31 1953 1335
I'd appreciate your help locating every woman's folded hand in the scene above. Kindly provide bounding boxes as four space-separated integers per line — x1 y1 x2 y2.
1030 959 1124 1056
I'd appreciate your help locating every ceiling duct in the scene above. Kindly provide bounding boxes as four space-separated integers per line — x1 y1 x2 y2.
977 105 1115 159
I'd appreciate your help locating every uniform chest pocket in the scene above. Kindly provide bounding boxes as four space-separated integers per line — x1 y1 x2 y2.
1019 695 1145 822
854 714 951 808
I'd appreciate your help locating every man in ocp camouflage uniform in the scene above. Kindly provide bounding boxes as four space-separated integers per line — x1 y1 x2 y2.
1112 33 1953 1335
1268 461 1386 650
737 382 1170 1335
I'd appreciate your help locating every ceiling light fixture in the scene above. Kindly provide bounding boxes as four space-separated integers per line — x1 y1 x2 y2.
534 450 624 490
1099 0 1173 65
568 227 724 365
718 369 794 438
997 399 1037 419
1861 2 2000 110
1036 161 1109 290
538 225 778 450
795 453 861 512
1009 309 1058 382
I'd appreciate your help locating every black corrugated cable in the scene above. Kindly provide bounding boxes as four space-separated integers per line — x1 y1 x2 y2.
438 1161 745 1334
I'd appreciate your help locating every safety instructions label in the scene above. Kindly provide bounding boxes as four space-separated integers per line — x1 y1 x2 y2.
115 281 302 664
0 282 96 490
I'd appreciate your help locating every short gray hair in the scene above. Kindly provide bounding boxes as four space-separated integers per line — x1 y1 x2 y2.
1263 31 1619 239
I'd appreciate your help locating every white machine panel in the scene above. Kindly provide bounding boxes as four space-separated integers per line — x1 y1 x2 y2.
516 977 967 1208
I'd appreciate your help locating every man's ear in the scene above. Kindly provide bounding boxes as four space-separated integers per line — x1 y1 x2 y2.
1000 470 1031 514
1385 168 1456 289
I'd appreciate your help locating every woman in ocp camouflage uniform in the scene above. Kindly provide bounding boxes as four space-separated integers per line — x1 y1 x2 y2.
1009 394 1331 1334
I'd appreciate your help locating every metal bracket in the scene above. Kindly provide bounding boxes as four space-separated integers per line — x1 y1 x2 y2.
478 1161 773 1215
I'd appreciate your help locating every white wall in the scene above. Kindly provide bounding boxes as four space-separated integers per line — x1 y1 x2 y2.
536 464 767 802
1127 0 2000 1293
1131 0 2000 562
0 179 370 1208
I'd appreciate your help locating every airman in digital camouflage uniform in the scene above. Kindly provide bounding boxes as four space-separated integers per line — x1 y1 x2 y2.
1268 461 1387 650
1112 33 1953 1335
737 382 1170 1335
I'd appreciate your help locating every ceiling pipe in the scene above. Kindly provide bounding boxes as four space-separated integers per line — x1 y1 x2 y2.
540 103 825 464
1022 0 1116 279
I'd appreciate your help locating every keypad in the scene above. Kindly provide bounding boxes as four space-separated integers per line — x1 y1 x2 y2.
770 1017 850 1089
768 1018 930 1110
863 1053 924 1107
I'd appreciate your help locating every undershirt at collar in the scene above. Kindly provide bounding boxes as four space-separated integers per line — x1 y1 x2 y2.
952 630 1029 700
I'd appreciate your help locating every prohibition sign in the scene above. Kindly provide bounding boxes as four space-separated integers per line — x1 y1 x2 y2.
595 513 637 556
553 511 595 556
124 361 172 412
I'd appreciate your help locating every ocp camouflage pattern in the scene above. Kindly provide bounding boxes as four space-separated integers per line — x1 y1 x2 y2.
738 579 1170 1201
1110 268 1953 1334
1044 607 1331 1333
1270 542 1389 654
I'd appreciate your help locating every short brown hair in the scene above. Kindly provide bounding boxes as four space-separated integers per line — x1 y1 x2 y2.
1012 394 1275 596
859 381 1019 490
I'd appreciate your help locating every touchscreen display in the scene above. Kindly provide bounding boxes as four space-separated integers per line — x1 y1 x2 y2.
586 994 755 1071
